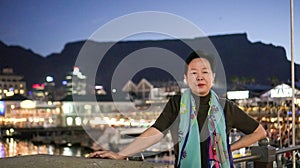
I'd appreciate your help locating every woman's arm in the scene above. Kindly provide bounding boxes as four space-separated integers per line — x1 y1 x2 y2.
88 127 164 159
230 124 266 151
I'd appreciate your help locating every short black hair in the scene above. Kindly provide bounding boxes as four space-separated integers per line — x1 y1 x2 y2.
184 50 216 74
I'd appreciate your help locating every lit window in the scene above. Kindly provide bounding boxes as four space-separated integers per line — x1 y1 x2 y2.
62 103 73 114
75 117 81 126
66 117 73 126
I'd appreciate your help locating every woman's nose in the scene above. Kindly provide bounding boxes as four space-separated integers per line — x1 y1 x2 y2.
196 75 203 81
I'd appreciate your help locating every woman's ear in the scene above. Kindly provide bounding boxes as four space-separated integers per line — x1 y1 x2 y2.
184 74 187 84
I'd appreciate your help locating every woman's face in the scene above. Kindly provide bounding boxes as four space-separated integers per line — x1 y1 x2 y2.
184 58 215 96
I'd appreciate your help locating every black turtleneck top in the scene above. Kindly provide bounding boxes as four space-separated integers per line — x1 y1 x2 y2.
152 92 259 167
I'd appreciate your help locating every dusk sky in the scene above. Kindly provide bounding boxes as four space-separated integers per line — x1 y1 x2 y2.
0 0 299 63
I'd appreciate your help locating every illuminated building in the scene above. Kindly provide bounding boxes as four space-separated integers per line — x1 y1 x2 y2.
44 76 55 101
31 76 55 101
0 68 26 99
31 83 45 100
2 99 62 128
61 98 162 127
65 67 87 95
122 79 182 104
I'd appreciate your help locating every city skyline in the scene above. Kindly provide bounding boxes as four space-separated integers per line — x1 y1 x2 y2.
0 0 299 64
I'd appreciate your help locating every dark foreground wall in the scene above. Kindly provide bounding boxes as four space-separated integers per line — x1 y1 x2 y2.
0 154 170 168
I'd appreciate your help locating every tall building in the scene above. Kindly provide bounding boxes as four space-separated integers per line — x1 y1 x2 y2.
65 67 87 95
30 76 56 101
0 68 26 99
44 76 55 101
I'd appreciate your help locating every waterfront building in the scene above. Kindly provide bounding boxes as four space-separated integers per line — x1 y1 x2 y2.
30 76 57 101
122 78 181 103
44 76 55 101
60 95 162 128
31 83 46 101
1 98 62 128
65 67 87 96
0 68 26 100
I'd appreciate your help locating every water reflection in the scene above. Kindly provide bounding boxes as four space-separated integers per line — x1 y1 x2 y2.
0 138 91 158
0 141 5 158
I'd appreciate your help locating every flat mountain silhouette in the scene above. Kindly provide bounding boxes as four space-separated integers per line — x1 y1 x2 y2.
0 33 299 92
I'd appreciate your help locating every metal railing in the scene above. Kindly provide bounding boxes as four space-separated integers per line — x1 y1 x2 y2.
234 155 261 164
233 141 300 168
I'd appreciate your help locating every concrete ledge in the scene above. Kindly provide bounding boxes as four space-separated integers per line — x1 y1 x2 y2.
0 154 171 168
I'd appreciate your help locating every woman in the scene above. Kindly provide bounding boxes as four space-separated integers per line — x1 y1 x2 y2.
89 50 266 168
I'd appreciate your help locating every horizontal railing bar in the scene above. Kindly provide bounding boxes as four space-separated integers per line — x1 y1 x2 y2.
233 155 261 163
276 145 300 155
233 145 300 165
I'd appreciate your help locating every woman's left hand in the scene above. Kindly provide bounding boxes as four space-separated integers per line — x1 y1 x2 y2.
88 150 126 160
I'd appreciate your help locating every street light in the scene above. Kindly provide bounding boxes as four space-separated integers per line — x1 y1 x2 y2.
289 0 296 167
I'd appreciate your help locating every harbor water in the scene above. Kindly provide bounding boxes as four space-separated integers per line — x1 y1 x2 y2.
0 138 92 158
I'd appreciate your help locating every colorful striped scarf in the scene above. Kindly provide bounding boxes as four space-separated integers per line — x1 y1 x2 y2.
177 89 233 168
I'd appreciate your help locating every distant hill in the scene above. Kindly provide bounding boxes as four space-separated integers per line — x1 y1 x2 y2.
0 33 299 93
0 41 46 85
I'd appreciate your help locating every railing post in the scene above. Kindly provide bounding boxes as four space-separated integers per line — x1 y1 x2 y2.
251 138 276 168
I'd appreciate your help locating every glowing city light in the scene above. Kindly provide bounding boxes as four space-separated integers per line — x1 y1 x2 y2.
46 76 54 82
